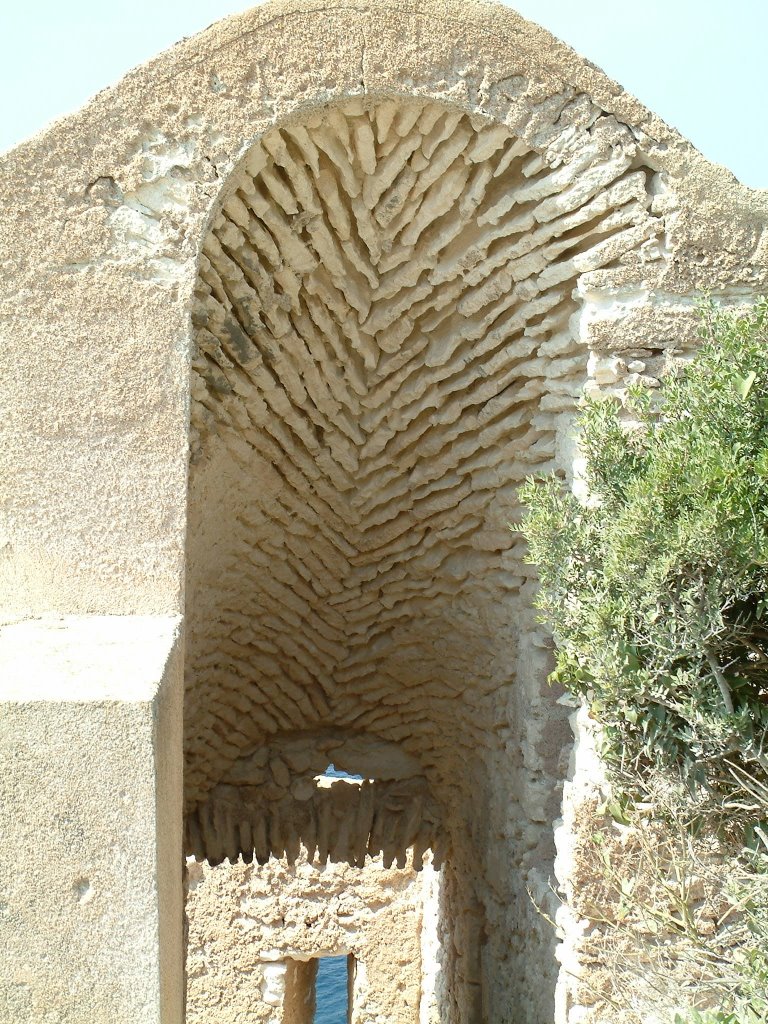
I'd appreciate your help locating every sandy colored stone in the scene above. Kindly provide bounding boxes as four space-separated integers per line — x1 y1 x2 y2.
185 850 433 1024
0 616 184 1024
0 1 766 1022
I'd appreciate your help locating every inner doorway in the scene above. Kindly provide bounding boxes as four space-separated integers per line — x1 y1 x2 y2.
284 954 353 1024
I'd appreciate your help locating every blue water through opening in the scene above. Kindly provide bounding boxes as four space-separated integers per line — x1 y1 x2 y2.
313 955 349 1024
310 766 359 1022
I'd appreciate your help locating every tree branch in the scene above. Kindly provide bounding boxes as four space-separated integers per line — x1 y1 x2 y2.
705 650 735 715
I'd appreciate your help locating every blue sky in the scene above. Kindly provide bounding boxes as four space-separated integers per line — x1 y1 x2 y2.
1 1 766 188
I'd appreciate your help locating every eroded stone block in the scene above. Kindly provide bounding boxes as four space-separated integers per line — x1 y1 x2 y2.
0 616 184 1024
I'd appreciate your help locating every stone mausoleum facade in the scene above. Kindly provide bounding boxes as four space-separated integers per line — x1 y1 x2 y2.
1 2 766 1022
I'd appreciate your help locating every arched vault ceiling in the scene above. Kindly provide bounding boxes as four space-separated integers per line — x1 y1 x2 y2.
184 96 662 807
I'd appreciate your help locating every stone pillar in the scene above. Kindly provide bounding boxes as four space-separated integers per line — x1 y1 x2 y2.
0 616 184 1024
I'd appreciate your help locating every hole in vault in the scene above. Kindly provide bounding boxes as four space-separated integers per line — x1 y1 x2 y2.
321 763 364 781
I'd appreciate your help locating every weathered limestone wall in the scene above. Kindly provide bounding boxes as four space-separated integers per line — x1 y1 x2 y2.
183 91 677 1022
1 2 766 1022
0 616 184 1024
186 851 435 1023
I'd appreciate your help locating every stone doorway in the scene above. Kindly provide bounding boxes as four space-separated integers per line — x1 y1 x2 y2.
182 94 662 1021
186 851 439 1023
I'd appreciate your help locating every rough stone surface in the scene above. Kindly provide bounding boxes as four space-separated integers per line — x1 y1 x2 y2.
0 616 184 1024
1 0 766 619
181 89 675 1023
186 851 437 1023
1 1 766 1022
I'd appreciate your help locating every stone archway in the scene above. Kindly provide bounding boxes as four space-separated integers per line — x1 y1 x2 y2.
181 95 665 1023
1 3 765 1024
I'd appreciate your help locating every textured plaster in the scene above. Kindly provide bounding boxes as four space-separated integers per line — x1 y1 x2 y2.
186 851 432 1023
0 2 766 1022
0 616 184 1024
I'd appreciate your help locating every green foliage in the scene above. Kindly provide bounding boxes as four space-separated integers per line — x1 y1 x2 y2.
518 299 768 1024
674 1013 742 1024
675 1007 768 1024
518 298 768 792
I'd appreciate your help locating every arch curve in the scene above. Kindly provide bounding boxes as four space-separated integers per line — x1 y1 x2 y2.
1 4 765 1024
0 0 752 616
182 90 664 1021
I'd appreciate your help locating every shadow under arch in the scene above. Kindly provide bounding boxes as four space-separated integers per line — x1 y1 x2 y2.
181 89 664 1021
185 727 445 868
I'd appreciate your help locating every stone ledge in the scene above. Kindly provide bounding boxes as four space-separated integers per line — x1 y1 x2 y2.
0 614 183 702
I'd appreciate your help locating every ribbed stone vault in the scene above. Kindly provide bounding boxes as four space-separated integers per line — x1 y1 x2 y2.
184 96 661 865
